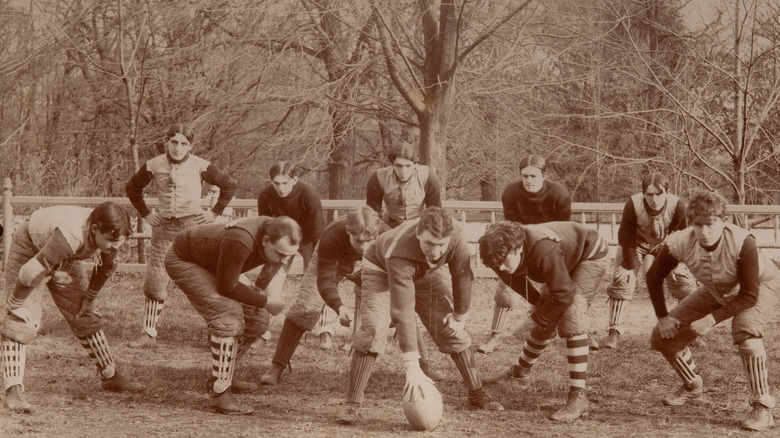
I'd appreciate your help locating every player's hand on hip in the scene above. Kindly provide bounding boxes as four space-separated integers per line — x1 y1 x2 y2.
198 209 217 224
144 212 162 227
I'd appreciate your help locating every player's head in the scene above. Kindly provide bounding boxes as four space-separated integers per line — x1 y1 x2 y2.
479 221 526 274
518 155 547 194
641 172 670 211
88 202 132 255
165 123 194 161
388 142 419 183
345 206 383 254
416 207 453 263
269 161 299 198
687 190 728 247
262 216 302 264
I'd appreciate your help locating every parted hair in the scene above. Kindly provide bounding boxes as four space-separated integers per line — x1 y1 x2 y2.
345 206 382 239
165 123 194 143
687 190 727 223
265 216 302 245
478 221 526 270
269 161 298 180
416 207 453 239
641 173 670 194
89 202 132 240
387 142 419 164
518 155 547 173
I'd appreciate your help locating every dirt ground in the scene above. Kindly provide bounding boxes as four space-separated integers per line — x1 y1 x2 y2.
0 275 779 437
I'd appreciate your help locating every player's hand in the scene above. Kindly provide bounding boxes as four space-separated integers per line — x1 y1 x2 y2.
656 316 680 339
76 299 102 318
338 305 353 327
145 212 162 227
513 316 538 341
402 358 433 402
690 314 715 336
197 209 217 224
441 312 466 335
264 297 285 316
613 266 633 284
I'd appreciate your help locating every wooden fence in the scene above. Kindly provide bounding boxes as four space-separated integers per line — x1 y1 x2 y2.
4 177 780 276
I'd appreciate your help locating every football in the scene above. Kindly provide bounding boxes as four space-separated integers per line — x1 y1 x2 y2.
401 380 443 431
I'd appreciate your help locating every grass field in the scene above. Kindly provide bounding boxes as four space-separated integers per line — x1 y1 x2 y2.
1 270 779 437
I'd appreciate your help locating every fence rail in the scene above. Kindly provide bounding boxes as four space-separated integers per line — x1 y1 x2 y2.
4 177 780 276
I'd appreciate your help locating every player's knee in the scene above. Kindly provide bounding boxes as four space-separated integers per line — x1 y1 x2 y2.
0 312 40 344
70 312 103 338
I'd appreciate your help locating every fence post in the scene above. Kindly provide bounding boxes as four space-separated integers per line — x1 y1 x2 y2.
2 178 13 270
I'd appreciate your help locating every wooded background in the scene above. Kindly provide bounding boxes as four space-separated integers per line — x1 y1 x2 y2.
2 0 779 205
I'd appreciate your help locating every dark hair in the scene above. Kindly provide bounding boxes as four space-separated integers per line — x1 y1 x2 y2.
478 221 526 270
269 161 298 179
388 142 419 164
165 123 194 143
518 155 546 173
642 173 670 194
265 216 302 245
687 190 727 223
89 202 132 240
346 206 382 240
416 207 453 239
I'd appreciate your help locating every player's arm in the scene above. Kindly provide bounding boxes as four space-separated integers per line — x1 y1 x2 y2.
201 164 237 216
617 201 639 270
388 259 419 354
9 229 75 309
316 235 345 312
711 236 760 323
529 243 575 330
423 169 442 208
365 172 383 214
125 163 154 218
214 237 269 308
645 243 679 318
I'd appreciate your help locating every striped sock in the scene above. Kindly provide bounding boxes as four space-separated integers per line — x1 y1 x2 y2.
79 330 115 378
518 335 551 369
566 334 589 390
210 335 236 394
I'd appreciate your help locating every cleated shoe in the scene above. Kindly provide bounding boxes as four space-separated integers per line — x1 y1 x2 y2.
419 358 445 381
4 385 33 413
127 333 157 349
477 334 502 354
208 390 254 415
603 329 620 350
483 364 530 387
467 387 504 411
662 377 703 406
550 388 590 422
101 372 146 393
337 403 361 424
260 364 285 386
230 377 258 394
741 403 775 431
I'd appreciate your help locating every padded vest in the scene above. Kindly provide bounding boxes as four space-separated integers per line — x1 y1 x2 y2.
376 165 430 225
147 154 210 218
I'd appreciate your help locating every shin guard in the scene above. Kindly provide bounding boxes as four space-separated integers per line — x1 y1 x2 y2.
318 306 335 336
607 298 626 334
272 319 306 368
1 338 27 391
451 348 481 391
79 330 116 378
141 299 164 338
665 348 699 387
346 351 376 404
490 304 510 334
210 335 237 394
739 338 776 409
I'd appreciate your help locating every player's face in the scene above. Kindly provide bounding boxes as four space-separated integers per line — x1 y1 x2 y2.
520 165 545 194
271 175 298 198
643 184 668 211
348 232 375 255
498 247 523 274
167 133 192 161
392 158 416 183
91 226 127 255
262 235 299 265
417 230 451 264
692 216 725 248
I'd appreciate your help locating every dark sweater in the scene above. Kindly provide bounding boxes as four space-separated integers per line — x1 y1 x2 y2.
256 180 325 245
502 180 571 224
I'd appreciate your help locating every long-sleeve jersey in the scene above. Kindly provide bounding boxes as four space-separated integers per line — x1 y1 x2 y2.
170 216 284 308
646 223 779 323
316 217 391 312
492 222 609 330
256 181 325 246
617 194 687 270
126 153 236 218
501 180 571 224
363 218 473 355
